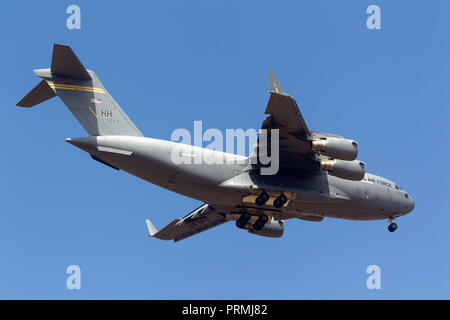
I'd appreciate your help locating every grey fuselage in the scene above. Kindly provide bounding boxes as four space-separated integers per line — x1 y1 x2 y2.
67 135 415 222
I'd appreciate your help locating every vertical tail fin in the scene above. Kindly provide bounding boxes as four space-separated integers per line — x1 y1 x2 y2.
17 44 143 137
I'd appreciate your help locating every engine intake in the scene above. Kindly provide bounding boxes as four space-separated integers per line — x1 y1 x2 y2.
312 137 358 161
320 159 366 181
249 219 284 238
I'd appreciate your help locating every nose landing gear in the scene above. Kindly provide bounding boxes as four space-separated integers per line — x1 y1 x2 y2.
387 217 398 232
388 222 398 232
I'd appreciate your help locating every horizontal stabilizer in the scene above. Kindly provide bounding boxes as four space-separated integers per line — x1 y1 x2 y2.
51 44 91 80
16 80 56 108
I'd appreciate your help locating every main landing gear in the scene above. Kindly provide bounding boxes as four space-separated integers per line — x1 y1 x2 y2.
236 212 251 229
273 194 288 208
255 191 270 206
236 212 269 231
255 191 288 208
253 214 269 231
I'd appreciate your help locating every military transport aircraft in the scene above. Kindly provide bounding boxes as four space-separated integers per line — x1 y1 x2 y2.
17 44 414 242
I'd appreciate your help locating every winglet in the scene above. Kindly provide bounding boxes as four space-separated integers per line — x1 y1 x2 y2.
268 70 286 94
145 219 180 241
145 219 159 237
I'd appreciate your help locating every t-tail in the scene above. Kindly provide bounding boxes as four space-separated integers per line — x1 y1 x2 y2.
17 44 142 137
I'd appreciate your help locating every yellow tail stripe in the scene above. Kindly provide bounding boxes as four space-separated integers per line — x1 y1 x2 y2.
88 106 98 118
48 83 105 93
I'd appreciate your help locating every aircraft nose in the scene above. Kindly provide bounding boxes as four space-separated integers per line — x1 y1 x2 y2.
409 195 415 212
405 193 415 213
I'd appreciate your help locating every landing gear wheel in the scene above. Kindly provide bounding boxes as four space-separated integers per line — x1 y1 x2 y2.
236 219 246 229
253 221 264 231
255 191 270 206
273 199 282 208
388 222 398 232
273 194 288 208
241 212 251 221
236 212 251 229
259 214 269 223
253 214 269 231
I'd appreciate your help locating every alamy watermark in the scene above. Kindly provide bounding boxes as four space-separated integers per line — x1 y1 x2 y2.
66 5 81 30
66 265 81 290
170 121 280 175
366 5 381 30
366 265 381 290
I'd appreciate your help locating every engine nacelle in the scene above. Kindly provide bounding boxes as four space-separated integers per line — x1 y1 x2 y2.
312 137 358 161
320 159 366 181
249 219 284 238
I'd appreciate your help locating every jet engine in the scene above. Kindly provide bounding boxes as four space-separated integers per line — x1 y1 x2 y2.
312 137 358 161
320 159 366 181
248 219 284 238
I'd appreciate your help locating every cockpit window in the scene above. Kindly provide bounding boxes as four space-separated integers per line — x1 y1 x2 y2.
395 184 403 190
404 193 409 199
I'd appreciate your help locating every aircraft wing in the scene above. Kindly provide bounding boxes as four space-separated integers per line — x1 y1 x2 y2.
145 204 227 242
250 71 320 171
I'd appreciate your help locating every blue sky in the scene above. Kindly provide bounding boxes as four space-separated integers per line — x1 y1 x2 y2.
1 0 450 299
